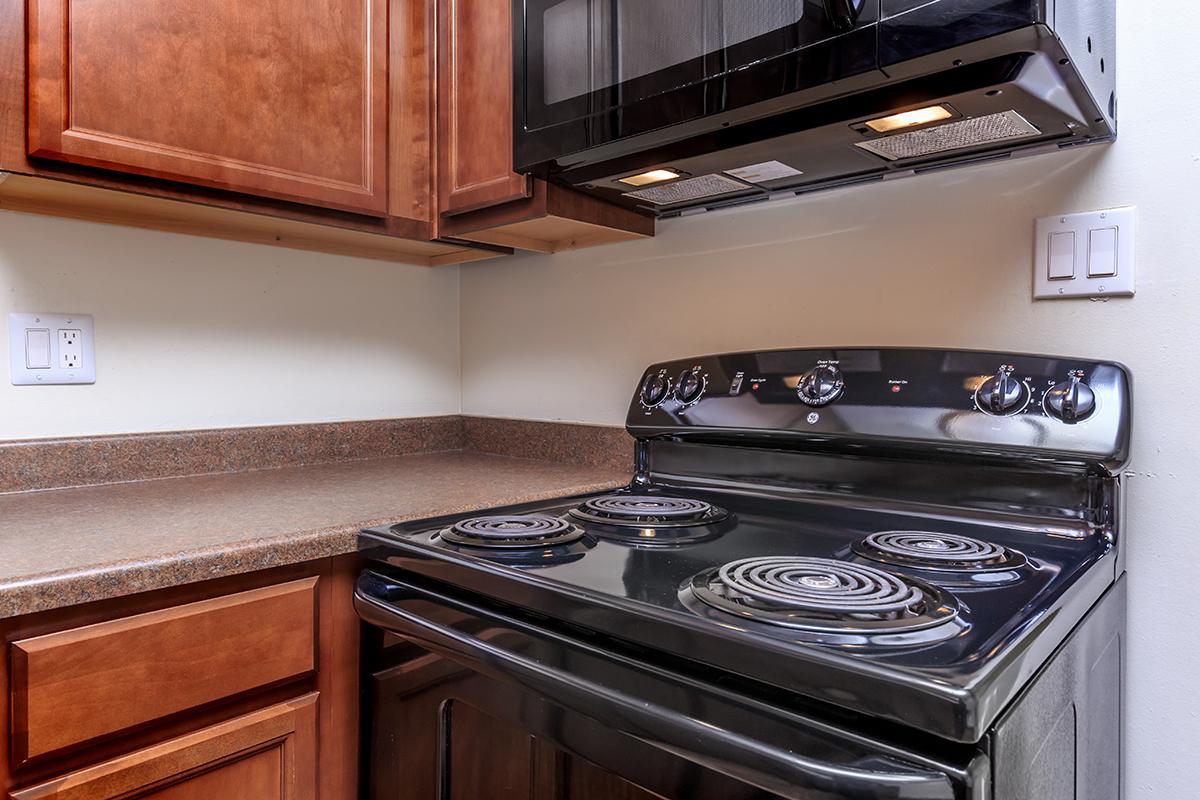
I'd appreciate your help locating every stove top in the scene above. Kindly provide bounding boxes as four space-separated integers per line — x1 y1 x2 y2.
362 482 1114 741
359 347 1131 744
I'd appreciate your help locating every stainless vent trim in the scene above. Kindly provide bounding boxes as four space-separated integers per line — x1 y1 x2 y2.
854 111 1041 161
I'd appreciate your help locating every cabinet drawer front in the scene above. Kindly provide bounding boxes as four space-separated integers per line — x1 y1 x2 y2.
9 693 318 800
26 0 387 214
10 578 318 762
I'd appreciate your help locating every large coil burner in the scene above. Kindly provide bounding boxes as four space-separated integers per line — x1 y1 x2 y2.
686 556 959 634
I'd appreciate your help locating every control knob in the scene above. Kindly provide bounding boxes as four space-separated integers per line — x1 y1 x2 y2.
675 367 706 405
1043 375 1096 423
797 364 845 407
640 372 669 408
975 370 1029 416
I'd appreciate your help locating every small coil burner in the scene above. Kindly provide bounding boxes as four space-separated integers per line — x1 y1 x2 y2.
568 495 730 546
438 514 584 549
572 495 726 526
853 531 1027 573
686 556 959 634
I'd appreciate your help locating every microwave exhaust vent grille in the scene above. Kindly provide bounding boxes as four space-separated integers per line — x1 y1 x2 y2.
855 111 1040 161
623 173 752 206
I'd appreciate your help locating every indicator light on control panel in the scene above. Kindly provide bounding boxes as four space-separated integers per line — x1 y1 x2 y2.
891 385 902 393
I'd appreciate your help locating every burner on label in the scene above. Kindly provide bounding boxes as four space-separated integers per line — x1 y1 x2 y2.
438 514 583 549
686 556 959 634
570 495 728 528
853 531 1027 572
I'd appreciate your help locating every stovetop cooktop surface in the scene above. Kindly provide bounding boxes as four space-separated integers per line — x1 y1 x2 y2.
361 483 1116 742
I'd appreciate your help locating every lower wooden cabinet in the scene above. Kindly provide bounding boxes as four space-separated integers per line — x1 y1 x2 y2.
10 579 318 763
0 558 360 800
10 695 318 800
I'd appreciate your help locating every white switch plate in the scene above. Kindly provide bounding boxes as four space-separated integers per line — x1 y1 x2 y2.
9 312 96 385
1034 207 1136 299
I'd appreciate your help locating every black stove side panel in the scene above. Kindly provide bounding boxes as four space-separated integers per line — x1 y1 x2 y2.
990 575 1124 800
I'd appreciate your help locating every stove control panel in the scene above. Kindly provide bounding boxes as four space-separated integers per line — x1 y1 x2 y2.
626 348 1131 472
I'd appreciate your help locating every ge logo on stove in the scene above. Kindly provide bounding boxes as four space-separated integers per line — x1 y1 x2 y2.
806 412 820 425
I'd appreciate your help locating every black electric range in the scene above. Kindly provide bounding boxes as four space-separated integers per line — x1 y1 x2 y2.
355 348 1130 800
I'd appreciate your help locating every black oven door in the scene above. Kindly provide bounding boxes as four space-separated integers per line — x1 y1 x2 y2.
356 571 987 800
514 0 882 174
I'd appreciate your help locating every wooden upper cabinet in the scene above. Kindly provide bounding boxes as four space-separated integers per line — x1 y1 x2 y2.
437 0 531 216
25 0 388 215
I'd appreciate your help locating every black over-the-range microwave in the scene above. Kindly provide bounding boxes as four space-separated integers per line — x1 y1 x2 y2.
512 0 1116 216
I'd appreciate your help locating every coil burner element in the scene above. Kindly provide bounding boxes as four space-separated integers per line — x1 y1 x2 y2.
854 531 1026 572
438 515 583 549
568 494 731 546
687 556 959 634
570 495 728 527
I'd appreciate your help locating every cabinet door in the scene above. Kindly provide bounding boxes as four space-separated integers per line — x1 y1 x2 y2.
437 0 531 216
9 695 318 800
26 0 387 215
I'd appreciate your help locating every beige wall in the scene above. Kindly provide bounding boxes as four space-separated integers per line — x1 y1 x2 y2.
0 213 461 440
460 2 1200 794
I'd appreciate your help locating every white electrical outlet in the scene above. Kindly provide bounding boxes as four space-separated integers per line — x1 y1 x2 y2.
59 329 82 369
9 313 96 385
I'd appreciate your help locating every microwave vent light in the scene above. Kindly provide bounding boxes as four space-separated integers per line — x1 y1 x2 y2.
618 169 682 187
864 105 954 133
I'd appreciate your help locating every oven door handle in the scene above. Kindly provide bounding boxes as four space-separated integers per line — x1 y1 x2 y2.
354 572 959 800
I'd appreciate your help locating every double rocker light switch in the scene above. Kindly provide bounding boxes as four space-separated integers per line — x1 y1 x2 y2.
1034 207 1135 299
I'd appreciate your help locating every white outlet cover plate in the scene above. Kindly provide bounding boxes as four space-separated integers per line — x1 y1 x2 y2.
9 312 96 385
1034 207 1136 300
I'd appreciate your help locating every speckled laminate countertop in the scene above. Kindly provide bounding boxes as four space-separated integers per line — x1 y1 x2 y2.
0 451 626 618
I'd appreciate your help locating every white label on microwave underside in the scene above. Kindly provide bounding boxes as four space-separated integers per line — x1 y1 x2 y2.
724 161 804 183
